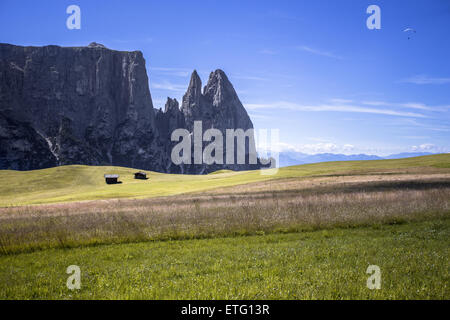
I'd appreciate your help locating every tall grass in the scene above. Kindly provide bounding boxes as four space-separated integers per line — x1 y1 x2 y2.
1 177 449 254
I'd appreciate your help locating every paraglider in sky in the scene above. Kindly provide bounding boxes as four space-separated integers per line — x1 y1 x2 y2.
403 28 416 40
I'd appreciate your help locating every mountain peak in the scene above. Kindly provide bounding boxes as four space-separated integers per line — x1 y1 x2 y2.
188 70 202 93
203 69 236 105
206 69 229 86
181 70 203 115
209 69 226 78
164 97 180 113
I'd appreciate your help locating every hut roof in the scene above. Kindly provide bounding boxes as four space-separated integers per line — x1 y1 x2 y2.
104 174 119 178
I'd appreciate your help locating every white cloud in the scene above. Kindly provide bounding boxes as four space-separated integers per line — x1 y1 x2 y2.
271 142 350 154
232 75 269 81
149 67 191 77
258 141 338 154
410 144 450 153
388 118 450 132
296 45 342 59
306 137 333 142
245 101 427 118
343 144 355 151
401 135 430 140
329 98 354 104
272 142 381 155
361 100 448 111
412 143 435 152
302 143 339 153
400 75 450 85
152 98 166 106
150 81 186 92
260 140 449 156
259 49 277 55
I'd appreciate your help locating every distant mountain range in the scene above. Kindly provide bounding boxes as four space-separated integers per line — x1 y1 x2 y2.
277 151 435 167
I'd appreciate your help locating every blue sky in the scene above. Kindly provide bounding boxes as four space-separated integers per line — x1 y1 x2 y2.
1 0 449 155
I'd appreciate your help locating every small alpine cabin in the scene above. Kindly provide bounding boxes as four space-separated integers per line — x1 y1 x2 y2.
104 174 119 184
134 172 147 180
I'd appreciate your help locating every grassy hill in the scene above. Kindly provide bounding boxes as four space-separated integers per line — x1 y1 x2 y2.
1 153 449 206
0 154 449 299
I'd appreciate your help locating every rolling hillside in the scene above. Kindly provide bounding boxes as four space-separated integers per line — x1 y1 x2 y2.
0 154 449 206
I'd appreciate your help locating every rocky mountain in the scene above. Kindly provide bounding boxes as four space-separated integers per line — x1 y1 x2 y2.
0 43 262 173
177 70 259 174
154 97 186 173
181 70 253 133
154 70 262 174
0 112 57 170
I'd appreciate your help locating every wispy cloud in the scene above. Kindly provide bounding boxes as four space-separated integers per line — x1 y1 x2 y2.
245 101 427 118
150 81 186 92
149 67 191 77
152 98 167 106
232 74 269 81
259 49 278 55
274 142 369 155
266 141 450 156
296 45 342 59
401 135 429 140
248 113 272 120
360 100 447 111
410 143 446 153
400 74 450 85
258 141 337 154
306 137 335 143
389 118 450 132
329 98 354 104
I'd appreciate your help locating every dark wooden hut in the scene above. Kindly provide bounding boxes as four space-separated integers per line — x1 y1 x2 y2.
104 174 119 184
134 172 147 180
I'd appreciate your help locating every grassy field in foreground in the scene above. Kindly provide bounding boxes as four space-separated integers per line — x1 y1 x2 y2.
0 155 448 299
0 153 449 206
1 173 449 254
0 219 448 299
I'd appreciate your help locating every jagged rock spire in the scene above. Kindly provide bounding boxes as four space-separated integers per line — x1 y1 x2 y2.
180 68 253 132
182 70 202 111
203 69 239 107
164 97 180 113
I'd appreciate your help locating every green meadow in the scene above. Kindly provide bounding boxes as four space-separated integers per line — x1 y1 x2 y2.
0 219 448 299
0 154 449 299
1 153 449 206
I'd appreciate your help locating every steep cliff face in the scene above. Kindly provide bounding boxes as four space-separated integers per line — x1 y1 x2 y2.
154 98 186 173
0 43 164 170
0 43 261 173
0 112 57 170
177 70 260 174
